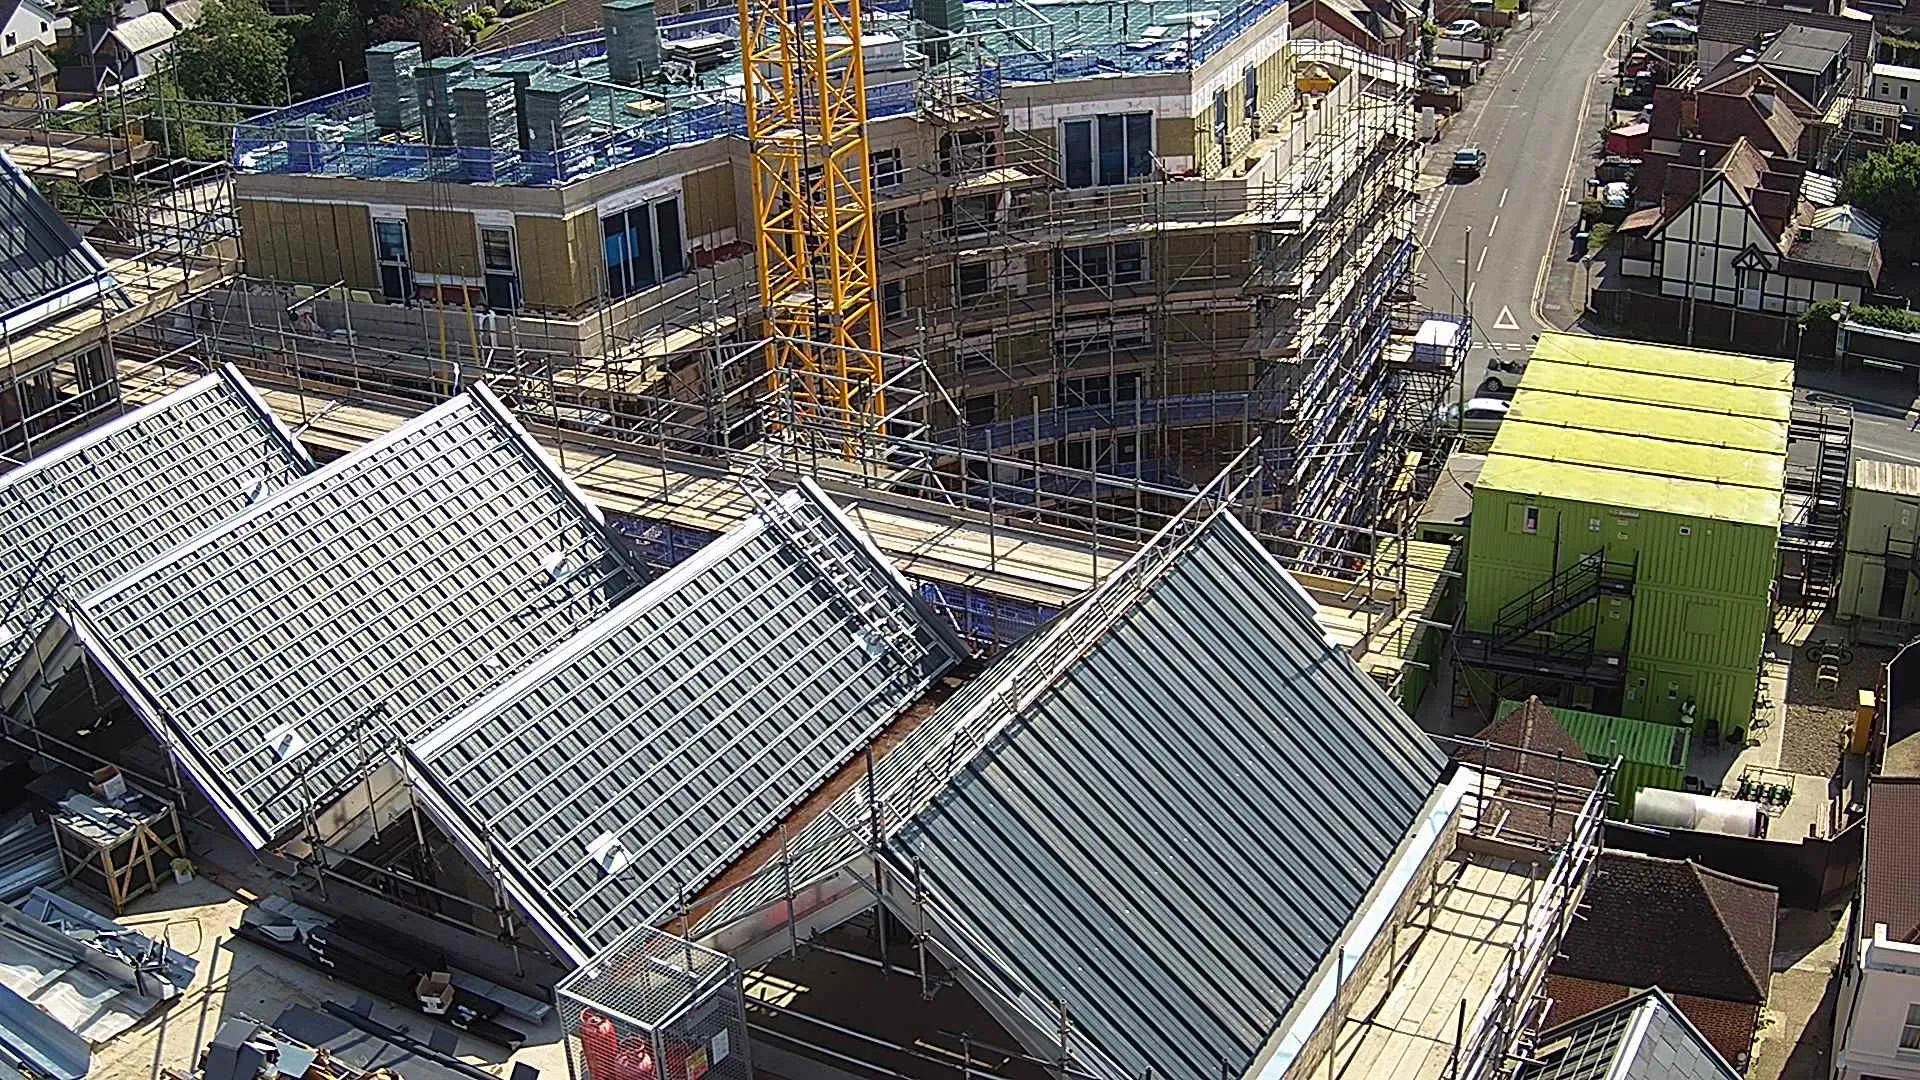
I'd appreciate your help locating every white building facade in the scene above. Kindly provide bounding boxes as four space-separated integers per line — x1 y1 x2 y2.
1835 927 1920 1080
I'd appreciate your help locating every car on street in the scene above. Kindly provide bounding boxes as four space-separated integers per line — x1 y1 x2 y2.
1669 0 1699 15
1434 397 1511 437
1645 18 1697 41
1421 70 1453 92
1449 146 1487 180
1479 355 1528 393
1440 18 1482 37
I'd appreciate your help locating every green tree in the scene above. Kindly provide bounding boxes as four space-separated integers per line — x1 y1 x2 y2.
1843 143 1920 227
170 0 291 106
290 0 368 98
370 3 462 58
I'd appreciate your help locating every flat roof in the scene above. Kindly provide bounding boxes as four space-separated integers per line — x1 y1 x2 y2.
1476 333 1791 528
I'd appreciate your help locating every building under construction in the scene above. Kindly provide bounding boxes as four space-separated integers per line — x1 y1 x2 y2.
207 0 1452 556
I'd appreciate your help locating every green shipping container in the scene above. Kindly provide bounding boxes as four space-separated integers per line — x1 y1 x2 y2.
1465 334 1792 737
1492 699 1690 816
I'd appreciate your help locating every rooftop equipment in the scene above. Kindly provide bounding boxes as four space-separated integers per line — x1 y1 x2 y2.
603 0 659 86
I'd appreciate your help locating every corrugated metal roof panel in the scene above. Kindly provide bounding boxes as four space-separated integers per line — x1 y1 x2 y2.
408 482 966 964
1855 457 1920 498
0 367 311 696
68 384 643 849
888 512 1443 1080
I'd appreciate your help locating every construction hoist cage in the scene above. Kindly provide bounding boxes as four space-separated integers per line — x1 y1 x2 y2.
739 0 886 439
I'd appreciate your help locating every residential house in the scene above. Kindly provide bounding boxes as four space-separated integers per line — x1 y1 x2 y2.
1544 850 1779 1071
0 0 57 54
1291 0 1420 60
1835 776 1920 1080
55 0 200 93
1695 13 1895 168
1616 137 1880 314
1636 81 1805 206
1873 61 1920 116
1752 24 1853 108
0 43 52 109
1697 0 1876 97
1519 988 1743 1080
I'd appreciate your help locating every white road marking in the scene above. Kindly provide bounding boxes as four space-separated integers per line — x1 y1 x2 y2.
1475 247 1488 273
1467 282 1477 305
1499 187 1509 208
1488 215 1500 238
1493 305 1521 330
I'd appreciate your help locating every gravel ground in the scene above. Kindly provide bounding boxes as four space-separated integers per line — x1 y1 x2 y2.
1780 640 1889 776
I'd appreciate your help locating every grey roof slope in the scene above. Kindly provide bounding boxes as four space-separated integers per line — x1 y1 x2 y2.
407 480 967 964
1758 24 1851 75
0 147 117 337
887 511 1444 1080
1520 988 1740 1080
59 383 643 849
0 367 311 702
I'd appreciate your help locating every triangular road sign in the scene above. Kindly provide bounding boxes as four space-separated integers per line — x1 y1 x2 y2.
1493 305 1521 331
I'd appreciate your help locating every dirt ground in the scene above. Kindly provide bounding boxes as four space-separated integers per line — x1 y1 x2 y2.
1750 907 1847 1080
1780 639 1888 776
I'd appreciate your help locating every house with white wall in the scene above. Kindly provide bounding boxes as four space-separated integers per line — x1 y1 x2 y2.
0 0 59 55
1873 61 1920 116
1835 776 1920 1080
1616 136 1878 314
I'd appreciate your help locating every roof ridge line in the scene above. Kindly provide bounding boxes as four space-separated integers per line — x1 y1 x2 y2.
1688 860 1772 1000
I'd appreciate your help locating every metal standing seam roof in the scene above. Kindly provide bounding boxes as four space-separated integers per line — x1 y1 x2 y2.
886 511 1445 1080
1479 333 1792 528
406 480 968 964
0 367 312 703
1520 988 1740 1080
0 147 118 336
58 383 644 849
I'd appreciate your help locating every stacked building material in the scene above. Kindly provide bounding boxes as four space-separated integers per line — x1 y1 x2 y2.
366 41 422 135
603 0 658 85
486 59 548 148
522 75 591 153
414 56 473 146
0 810 57 905
452 77 518 151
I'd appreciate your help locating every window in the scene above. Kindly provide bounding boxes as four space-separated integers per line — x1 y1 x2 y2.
882 279 906 320
1061 112 1153 189
1056 241 1147 291
878 209 907 244
940 129 996 176
944 194 998 237
1243 65 1259 121
1523 506 1539 534
1905 85 1912 101
479 226 519 311
373 217 412 302
956 261 993 302
1055 314 1151 355
871 148 904 189
1062 439 1095 471
1058 371 1142 408
1213 87 1230 168
4 33 13 48
963 393 996 427
602 196 686 300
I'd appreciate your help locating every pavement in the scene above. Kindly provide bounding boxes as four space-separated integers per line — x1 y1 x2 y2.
1412 0 1641 397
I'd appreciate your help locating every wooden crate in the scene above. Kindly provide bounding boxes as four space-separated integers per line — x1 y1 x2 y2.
52 793 187 913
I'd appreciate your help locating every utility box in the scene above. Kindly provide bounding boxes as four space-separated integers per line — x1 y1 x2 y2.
1462 334 1792 739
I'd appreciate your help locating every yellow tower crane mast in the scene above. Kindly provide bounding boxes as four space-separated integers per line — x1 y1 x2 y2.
738 0 885 436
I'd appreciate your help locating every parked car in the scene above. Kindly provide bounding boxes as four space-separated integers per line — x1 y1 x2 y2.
1421 70 1453 92
1669 0 1699 15
1645 18 1697 41
1434 397 1511 437
1480 354 1529 393
1441 17 1483 37
1450 146 1487 179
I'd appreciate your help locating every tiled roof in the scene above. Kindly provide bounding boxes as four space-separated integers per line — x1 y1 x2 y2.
1552 851 1777 1004
1460 696 1602 789
1864 776 1920 942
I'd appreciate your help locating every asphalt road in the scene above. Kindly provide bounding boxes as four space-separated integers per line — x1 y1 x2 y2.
1412 0 1642 398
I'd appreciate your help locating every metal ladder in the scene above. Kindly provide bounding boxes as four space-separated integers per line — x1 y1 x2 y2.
735 467 921 659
